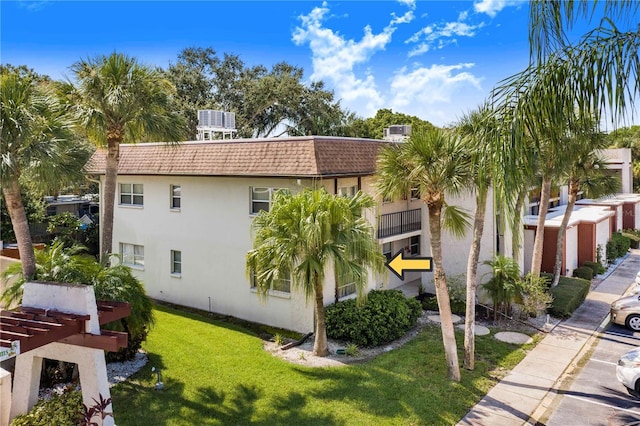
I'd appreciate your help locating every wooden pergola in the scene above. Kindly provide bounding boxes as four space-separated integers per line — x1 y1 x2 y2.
0 300 131 356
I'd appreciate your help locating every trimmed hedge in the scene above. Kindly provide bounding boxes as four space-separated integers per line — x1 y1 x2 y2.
572 266 593 281
607 232 631 263
622 231 640 249
544 274 591 318
325 290 422 347
583 260 605 276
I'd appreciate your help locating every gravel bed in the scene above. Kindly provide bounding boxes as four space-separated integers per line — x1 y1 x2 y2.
38 351 148 401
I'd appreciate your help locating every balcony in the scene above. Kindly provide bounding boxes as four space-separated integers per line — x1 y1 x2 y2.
378 209 422 239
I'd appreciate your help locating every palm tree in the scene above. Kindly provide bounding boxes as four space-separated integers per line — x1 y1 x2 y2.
66 53 187 261
456 104 496 370
550 118 620 287
1 69 84 279
376 127 472 381
483 255 522 321
1 241 154 359
493 2 639 277
246 189 385 357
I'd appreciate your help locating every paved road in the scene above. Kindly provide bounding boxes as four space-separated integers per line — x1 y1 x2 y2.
546 323 640 425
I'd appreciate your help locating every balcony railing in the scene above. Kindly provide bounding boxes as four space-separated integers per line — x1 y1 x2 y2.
378 209 422 239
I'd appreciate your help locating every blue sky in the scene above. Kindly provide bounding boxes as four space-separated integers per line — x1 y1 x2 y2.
1 1 634 127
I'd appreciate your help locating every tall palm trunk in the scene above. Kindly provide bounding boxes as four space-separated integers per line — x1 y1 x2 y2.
313 274 329 356
463 188 488 370
511 188 526 259
428 202 461 381
3 179 36 279
531 178 552 277
552 179 579 287
101 138 121 261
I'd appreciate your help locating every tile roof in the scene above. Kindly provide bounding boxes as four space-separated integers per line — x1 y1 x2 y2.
85 136 389 178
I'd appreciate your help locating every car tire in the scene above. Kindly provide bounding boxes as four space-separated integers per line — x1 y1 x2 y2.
627 315 640 331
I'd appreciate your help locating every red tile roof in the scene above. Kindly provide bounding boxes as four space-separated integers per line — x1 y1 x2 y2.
85 136 388 178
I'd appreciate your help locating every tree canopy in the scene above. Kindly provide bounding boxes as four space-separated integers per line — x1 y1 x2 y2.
165 47 354 139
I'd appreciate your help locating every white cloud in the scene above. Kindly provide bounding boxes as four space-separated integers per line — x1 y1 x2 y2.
292 2 413 116
406 20 484 57
473 0 524 18
389 64 483 123
397 0 416 10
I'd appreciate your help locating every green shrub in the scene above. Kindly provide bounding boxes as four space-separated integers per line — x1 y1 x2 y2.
572 266 593 281
622 231 640 249
608 232 631 263
545 275 591 318
325 290 422 347
614 232 631 256
10 390 83 426
583 260 605 276
606 239 617 264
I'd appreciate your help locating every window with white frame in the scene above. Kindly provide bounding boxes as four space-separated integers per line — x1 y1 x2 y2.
382 242 393 261
409 235 420 256
338 185 358 198
119 183 143 206
250 270 291 293
170 185 181 209
171 250 181 275
337 269 357 299
250 187 281 214
120 243 144 268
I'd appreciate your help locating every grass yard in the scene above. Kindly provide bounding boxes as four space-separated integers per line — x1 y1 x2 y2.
112 304 537 425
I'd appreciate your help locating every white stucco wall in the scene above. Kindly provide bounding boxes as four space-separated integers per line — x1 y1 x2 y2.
523 228 536 274
615 205 623 232
419 190 497 297
596 219 611 260
106 172 499 332
565 225 579 276
109 174 320 333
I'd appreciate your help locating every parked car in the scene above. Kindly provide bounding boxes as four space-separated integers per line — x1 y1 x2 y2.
622 272 640 295
610 294 640 331
617 347 640 395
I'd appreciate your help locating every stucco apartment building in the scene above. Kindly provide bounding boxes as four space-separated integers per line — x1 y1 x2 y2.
85 136 635 333
86 136 496 333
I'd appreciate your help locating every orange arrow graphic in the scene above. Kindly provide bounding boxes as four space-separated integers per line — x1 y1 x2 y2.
386 250 433 280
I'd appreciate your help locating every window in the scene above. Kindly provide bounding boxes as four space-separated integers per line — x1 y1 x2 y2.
120 183 143 206
120 243 144 268
250 187 280 214
383 242 393 261
338 185 358 198
409 235 420 256
250 271 291 293
382 195 392 204
171 250 181 275
170 185 181 209
410 187 420 200
337 270 357 299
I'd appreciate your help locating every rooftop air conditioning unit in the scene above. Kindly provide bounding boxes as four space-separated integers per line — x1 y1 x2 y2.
388 125 411 136
223 112 236 130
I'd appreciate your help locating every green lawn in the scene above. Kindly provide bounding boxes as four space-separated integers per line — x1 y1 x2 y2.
112 304 536 425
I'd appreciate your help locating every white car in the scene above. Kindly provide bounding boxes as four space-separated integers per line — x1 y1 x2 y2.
617 347 640 396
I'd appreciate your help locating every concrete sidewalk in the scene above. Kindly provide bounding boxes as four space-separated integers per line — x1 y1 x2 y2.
458 250 640 426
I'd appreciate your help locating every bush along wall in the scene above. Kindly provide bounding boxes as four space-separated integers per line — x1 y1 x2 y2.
607 232 631 264
545 275 591 318
325 290 422 347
